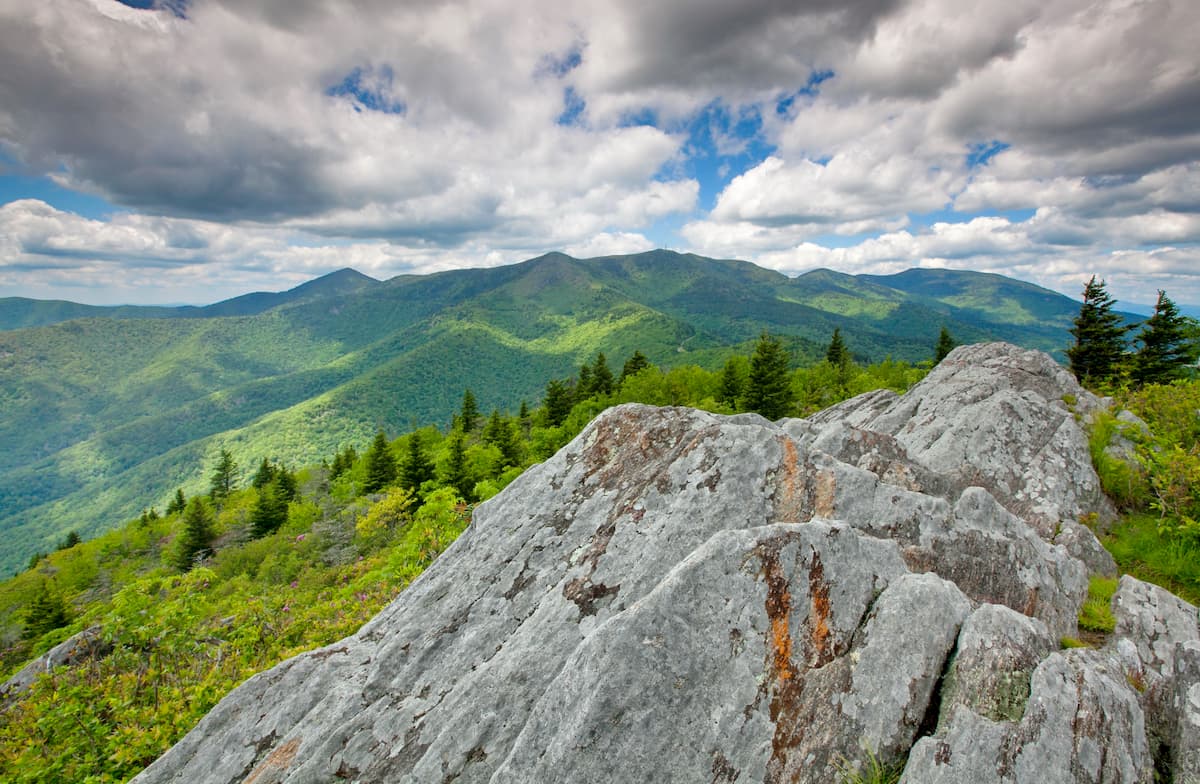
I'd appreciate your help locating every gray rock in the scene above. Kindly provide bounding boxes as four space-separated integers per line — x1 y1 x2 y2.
129 344 1194 783
1112 575 1200 680
0 625 109 706
904 649 1153 783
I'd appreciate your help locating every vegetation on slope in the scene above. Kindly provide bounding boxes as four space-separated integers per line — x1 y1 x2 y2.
0 338 932 783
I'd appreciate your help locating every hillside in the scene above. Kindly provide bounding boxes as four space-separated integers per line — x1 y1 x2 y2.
0 251 1098 572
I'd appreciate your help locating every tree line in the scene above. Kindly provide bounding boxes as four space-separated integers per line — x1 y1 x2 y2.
1067 277 1198 388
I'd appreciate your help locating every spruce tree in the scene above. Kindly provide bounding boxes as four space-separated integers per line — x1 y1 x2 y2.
275 465 297 503
934 326 957 364
518 400 531 438
1067 276 1129 385
22 581 70 640
1131 290 1196 386
249 481 289 538
208 448 238 503
400 433 435 492
745 332 794 420
460 389 480 433
591 352 615 396
544 378 573 427
363 431 398 494
166 488 186 516
826 328 849 366
619 350 650 385
577 364 594 399
170 498 214 571
442 431 474 501
251 457 276 489
718 356 747 407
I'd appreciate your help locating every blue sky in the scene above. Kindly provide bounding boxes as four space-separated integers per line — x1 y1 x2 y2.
1 0 1197 306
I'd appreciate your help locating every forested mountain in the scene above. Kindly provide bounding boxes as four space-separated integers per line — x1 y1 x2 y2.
0 250 1097 572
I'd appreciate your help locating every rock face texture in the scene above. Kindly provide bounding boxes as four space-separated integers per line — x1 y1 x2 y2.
131 343 1198 784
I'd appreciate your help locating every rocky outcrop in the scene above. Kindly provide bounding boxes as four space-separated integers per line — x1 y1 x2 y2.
0 626 109 708
131 343 1199 784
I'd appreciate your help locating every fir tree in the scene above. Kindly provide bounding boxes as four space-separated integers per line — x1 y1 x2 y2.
363 431 398 494
826 328 849 366
518 400 531 438
934 326 957 364
57 530 81 550
460 389 480 433
718 355 747 407
591 352 615 396
249 481 289 538
400 433 435 492
251 457 276 489
169 498 214 571
544 377 573 427
577 364 594 399
275 465 297 503
1067 276 1129 385
619 350 650 385
745 332 794 420
22 581 70 640
166 488 186 516
208 448 238 503
442 431 474 501
1132 290 1196 386
485 413 521 470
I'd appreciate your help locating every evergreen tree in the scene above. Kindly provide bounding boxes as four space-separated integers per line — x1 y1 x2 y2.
22 581 70 640
619 350 650 385
251 457 276 489
745 332 795 420
718 355 748 407
577 364 594 399
1132 290 1196 386
169 498 214 572
400 433 435 492
57 530 81 550
275 465 298 503
544 377 573 427
591 352 615 396
826 328 849 366
460 389 480 433
166 488 186 516
208 448 238 502
1067 276 1129 384
363 431 397 494
486 413 522 470
249 481 289 538
329 445 358 481
934 326 957 364
518 400 531 438
442 431 474 501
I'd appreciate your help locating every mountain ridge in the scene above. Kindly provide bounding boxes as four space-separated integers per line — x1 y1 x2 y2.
0 251 1116 572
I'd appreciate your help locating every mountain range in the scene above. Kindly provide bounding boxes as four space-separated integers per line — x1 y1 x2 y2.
0 250 1107 573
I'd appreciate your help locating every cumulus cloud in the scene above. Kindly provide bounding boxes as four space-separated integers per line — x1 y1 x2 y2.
0 0 1197 305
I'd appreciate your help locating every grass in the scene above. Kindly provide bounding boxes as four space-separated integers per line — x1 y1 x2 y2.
1101 513 1200 606
834 745 904 784
1078 575 1118 634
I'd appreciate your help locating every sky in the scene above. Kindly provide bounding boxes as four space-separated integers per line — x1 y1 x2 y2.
0 0 1197 307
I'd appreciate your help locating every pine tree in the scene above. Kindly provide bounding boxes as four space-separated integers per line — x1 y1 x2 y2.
400 433 435 492
249 480 289 538
1131 290 1196 386
22 581 70 640
1067 276 1129 385
591 352 615 396
57 530 81 550
745 332 794 420
934 326 957 364
619 350 650 385
166 487 186 516
169 498 214 571
544 378 573 427
826 328 849 366
208 448 238 502
460 389 480 433
442 431 474 501
363 431 398 494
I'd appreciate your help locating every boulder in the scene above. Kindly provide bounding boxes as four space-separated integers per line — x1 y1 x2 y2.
130 344 1193 783
0 625 109 707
